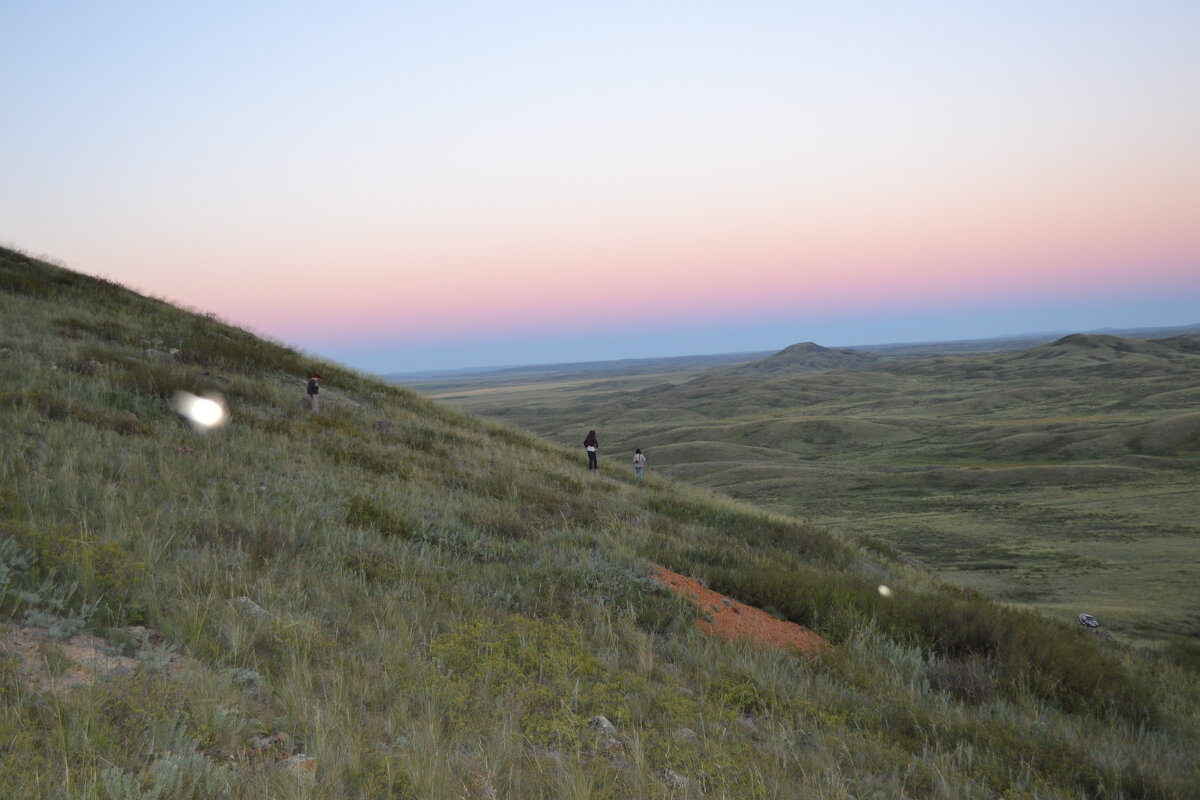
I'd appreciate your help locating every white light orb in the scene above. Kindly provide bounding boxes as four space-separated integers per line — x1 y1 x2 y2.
877 585 893 598
175 392 228 431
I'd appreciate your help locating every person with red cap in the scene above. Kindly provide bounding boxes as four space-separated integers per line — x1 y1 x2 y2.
306 373 321 412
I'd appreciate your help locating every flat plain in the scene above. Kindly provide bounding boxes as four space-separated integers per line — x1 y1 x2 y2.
413 332 1200 647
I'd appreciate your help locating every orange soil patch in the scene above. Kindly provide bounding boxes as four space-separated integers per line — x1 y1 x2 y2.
652 566 829 654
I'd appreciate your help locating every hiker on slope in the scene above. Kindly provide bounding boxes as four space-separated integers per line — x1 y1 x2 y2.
583 430 599 470
306 373 321 412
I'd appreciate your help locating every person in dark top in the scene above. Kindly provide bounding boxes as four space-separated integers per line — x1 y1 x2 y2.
583 430 599 470
306 373 321 412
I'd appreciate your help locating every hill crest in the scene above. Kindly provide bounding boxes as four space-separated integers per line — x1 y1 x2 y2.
727 341 881 375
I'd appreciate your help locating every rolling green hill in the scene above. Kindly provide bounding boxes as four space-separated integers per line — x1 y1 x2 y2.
422 332 1200 648
2 245 1199 798
721 343 882 376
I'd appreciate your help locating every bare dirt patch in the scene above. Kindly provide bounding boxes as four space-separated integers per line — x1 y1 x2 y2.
651 566 829 654
1 624 185 694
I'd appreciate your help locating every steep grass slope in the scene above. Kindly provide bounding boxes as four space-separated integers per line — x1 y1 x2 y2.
1 246 1198 798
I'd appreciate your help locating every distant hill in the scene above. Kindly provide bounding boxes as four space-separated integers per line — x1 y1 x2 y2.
401 323 1200 387
851 324 1200 358
428 322 1200 667
1029 332 1200 360
387 350 772 389
888 332 1200 381
723 341 881 375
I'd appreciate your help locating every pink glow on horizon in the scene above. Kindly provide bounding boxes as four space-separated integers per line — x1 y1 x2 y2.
244 236 1199 345
180 159 1200 345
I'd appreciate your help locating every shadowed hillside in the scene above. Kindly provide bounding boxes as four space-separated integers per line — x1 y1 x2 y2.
2 245 1199 798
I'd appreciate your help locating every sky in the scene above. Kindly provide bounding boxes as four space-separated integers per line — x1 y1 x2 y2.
3 1 1198 373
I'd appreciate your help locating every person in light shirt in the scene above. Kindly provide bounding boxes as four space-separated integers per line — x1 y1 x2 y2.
633 448 646 480
583 430 599 470
306 373 321 412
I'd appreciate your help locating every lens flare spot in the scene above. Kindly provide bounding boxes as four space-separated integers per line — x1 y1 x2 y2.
878 585 893 598
174 392 228 431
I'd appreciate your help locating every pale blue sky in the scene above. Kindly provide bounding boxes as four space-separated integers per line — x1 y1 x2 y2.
3 1 1198 371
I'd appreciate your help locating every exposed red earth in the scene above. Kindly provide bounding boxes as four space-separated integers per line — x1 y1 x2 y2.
651 566 830 654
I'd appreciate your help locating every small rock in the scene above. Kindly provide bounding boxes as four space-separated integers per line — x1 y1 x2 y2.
601 737 624 754
587 715 623 754
736 715 760 737
588 716 617 737
673 727 699 744
125 626 165 647
373 420 397 436
283 754 316 778
249 732 288 751
230 667 263 692
231 597 274 623
655 768 693 790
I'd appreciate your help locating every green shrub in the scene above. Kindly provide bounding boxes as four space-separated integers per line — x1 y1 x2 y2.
53 315 134 343
303 413 367 440
1163 639 1200 674
109 358 202 400
464 503 537 540
21 391 152 437
925 655 996 704
518 557 670 621
647 494 853 567
4 523 147 624
430 614 627 748
199 520 295 566
346 495 416 539
672 557 1157 723
344 547 406 585
342 751 418 799
883 586 1157 722
706 672 771 715
321 441 412 478
0 706 57 795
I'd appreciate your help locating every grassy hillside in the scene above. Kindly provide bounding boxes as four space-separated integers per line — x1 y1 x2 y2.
2 245 1198 798
430 332 1200 647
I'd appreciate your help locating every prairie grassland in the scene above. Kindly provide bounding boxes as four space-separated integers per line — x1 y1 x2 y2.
2 246 1199 798
422 338 1200 647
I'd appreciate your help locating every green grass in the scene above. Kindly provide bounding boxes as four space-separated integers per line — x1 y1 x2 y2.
421 328 1200 648
2 245 1199 797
